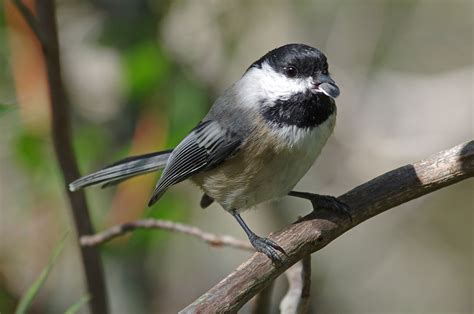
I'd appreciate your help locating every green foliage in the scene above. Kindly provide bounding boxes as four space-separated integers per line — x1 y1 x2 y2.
73 125 111 169
0 287 17 314
13 130 48 173
64 294 90 314
15 231 70 314
0 103 14 116
167 78 209 146
124 42 170 100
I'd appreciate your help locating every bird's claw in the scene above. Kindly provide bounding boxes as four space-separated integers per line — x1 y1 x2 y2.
310 195 352 221
249 235 285 264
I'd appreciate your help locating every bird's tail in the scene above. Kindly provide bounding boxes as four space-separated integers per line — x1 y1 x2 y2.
68 149 172 192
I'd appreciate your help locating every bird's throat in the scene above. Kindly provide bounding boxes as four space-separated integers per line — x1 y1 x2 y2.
260 92 336 128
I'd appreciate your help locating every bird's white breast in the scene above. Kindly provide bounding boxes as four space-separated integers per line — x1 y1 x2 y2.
192 113 336 211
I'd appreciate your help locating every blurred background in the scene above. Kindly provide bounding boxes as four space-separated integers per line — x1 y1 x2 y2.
0 0 472 313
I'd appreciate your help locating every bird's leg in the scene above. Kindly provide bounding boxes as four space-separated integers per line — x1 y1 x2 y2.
288 191 352 220
232 211 285 263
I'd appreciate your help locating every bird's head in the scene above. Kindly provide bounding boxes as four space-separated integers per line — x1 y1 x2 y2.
236 44 339 129
242 44 339 103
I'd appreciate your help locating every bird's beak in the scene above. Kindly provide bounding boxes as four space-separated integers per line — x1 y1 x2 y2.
311 74 340 98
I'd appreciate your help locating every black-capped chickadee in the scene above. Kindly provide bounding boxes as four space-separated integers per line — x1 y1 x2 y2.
70 43 347 262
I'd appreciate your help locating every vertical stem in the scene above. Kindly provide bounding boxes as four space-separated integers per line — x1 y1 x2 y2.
280 255 311 314
251 280 274 314
31 1 108 313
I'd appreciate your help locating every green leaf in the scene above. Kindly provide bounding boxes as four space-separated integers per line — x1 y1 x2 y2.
0 103 14 116
13 131 47 172
15 230 70 314
167 78 208 146
64 294 90 314
124 42 170 99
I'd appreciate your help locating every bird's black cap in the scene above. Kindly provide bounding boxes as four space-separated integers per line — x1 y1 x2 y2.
249 43 328 78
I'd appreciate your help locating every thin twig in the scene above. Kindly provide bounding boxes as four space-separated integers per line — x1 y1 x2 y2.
80 219 254 252
181 140 474 312
280 255 311 314
14 1 109 313
12 0 46 46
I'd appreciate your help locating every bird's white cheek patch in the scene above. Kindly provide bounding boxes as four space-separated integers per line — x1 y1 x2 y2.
259 63 308 101
238 62 308 106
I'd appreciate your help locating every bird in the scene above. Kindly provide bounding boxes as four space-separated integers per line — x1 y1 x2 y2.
69 43 348 263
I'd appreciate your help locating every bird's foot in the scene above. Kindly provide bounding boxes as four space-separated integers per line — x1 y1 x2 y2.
310 194 352 221
249 234 285 264
289 191 352 221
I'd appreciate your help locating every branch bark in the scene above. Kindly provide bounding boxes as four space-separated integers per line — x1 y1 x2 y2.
12 0 46 45
12 1 109 313
80 219 253 251
181 140 474 313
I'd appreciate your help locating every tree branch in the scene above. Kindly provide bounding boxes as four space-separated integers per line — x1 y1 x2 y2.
181 140 474 313
280 255 311 314
14 1 109 313
80 219 254 251
12 0 46 46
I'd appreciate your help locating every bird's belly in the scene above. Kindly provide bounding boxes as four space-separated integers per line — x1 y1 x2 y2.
192 114 335 211
241 147 317 207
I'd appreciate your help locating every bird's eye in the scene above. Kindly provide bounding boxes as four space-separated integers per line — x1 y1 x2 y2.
321 63 329 75
284 66 298 78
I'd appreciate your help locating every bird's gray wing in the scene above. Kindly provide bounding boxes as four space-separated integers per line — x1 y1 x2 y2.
148 120 241 206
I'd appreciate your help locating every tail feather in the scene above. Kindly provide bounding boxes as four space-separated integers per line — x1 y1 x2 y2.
68 150 172 192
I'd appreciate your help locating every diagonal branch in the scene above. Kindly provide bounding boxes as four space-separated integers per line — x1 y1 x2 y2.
80 219 254 251
12 0 46 46
181 140 474 313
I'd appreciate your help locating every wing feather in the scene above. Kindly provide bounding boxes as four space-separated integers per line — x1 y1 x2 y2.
148 120 240 206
